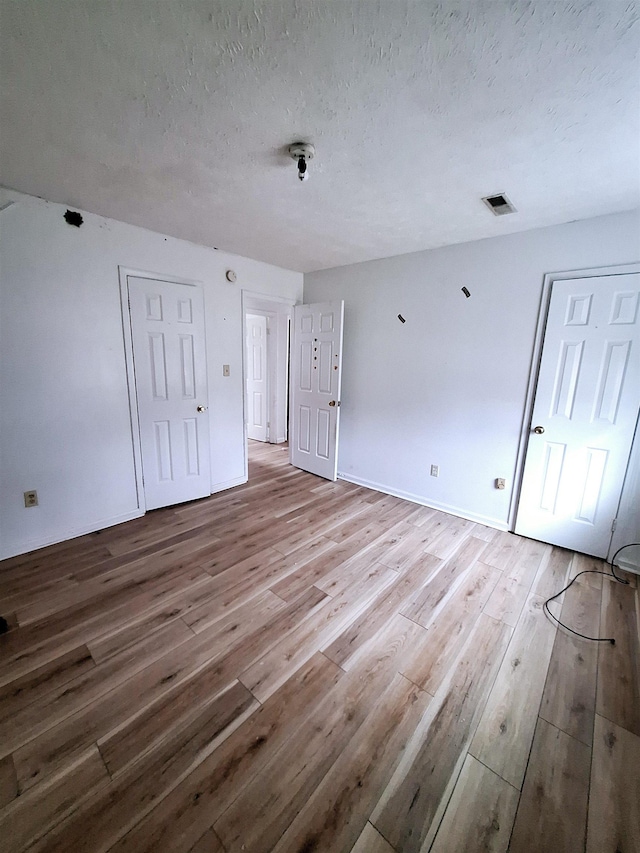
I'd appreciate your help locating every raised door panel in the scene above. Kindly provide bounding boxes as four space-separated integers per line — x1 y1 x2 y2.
550 341 584 420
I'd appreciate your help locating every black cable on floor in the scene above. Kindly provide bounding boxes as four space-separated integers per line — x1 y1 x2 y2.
609 542 636 585
543 543 640 645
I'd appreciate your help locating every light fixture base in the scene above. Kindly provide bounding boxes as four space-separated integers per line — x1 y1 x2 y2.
288 142 315 161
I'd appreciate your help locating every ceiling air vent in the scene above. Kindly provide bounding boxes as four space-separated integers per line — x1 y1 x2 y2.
481 193 516 216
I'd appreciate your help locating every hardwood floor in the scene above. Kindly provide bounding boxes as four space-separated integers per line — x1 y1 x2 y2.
1 440 638 853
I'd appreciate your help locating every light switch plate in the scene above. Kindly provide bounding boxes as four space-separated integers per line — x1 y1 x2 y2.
223 364 230 377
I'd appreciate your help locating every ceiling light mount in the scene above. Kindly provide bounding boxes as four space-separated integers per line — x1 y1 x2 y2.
289 142 315 182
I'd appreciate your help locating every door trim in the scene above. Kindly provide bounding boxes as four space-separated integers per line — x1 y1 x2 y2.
118 265 203 514
510 262 640 542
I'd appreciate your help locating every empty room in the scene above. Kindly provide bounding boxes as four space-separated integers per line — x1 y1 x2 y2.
0 2 639 852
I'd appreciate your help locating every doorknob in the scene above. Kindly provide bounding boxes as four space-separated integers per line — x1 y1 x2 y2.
533 425 545 434
328 400 340 407
197 405 207 413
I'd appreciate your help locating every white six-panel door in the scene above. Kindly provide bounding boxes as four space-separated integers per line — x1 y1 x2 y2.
290 301 344 480
516 273 640 557
128 276 211 510
246 313 268 442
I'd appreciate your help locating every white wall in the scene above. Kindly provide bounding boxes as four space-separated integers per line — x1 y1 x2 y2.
0 191 302 559
304 211 640 540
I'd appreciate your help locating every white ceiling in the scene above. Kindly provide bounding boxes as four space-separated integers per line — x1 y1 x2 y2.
1 1 638 272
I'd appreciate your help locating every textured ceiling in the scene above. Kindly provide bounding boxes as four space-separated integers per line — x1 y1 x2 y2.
1 1 638 272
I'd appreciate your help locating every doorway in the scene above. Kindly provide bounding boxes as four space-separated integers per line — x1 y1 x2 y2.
242 293 293 449
243 294 346 485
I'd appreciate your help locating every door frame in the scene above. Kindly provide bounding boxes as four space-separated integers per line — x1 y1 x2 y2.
118 265 205 513
510 261 640 559
241 291 294 477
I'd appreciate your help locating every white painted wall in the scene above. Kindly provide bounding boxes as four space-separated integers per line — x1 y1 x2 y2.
0 191 302 559
304 211 640 541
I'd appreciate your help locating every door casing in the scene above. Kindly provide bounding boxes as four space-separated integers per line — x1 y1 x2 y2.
511 262 640 561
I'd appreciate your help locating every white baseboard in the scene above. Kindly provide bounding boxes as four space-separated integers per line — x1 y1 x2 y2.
617 556 640 576
2 473 508 561
337 472 510 532
1 479 250 560
210 475 247 495
0 509 144 561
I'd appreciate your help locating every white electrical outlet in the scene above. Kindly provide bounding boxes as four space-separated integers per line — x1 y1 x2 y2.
495 478 506 490
24 490 38 507
430 465 439 477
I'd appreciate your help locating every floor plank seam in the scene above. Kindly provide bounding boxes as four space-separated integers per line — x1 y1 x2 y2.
95 741 113 781
180 617 198 636
594 709 640 740
467 753 521 792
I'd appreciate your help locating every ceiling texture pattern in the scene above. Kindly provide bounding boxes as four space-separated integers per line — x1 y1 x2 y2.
1 0 638 272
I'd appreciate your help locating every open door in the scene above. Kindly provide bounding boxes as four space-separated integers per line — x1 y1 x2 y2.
290 301 344 480
515 273 640 557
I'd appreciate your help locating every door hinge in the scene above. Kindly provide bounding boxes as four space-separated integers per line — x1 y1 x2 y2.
611 518 617 533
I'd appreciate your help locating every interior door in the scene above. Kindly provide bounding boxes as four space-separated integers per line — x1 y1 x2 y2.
290 301 344 480
516 273 640 557
128 276 211 510
246 313 268 442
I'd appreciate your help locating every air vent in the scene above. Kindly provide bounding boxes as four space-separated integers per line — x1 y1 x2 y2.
482 194 516 216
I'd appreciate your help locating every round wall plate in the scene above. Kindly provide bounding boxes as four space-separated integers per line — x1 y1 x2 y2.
288 142 315 161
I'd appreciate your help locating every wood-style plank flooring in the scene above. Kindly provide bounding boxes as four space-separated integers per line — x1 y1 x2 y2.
1 440 638 853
